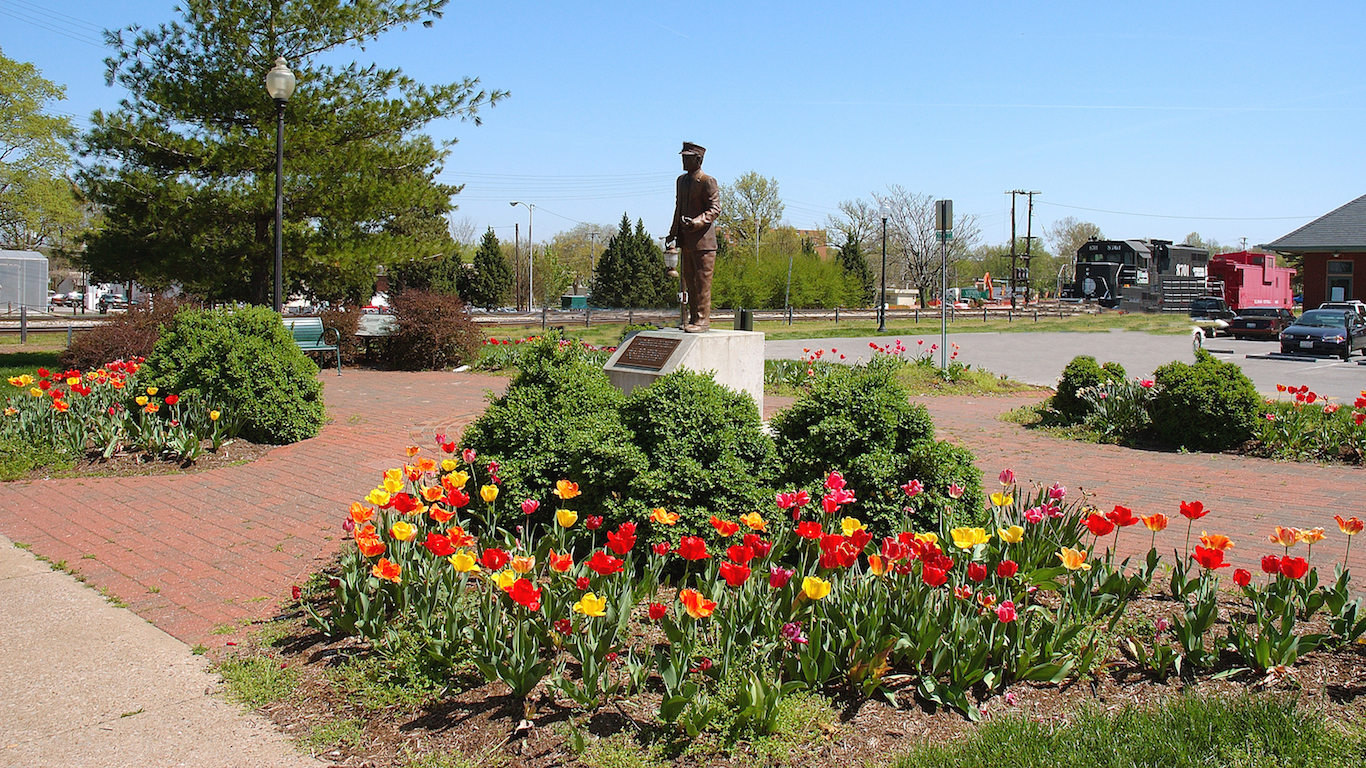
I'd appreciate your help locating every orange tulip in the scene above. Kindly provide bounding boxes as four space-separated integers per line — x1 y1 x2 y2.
348 502 374 525
372 558 402 583
1298 527 1327 545
710 516 740 537
1268 526 1300 548
510 555 535 574
406 445 421 457
650 507 680 526
678 588 717 619
553 480 581 500
420 486 444 503
356 535 385 558
740 512 768 531
428 504 455 524
1198 532 1234 551
1141 513 1169 533
1336 515 1365 535
547 550 574 573
417 458 438 473
868 554 886 576
447 526 475 547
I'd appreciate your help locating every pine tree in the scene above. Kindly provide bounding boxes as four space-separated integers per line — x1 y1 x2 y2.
837 239 876 306
589 214 672 308
464 228 512 308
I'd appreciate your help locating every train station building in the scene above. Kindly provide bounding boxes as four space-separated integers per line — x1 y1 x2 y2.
1264 193 1366 310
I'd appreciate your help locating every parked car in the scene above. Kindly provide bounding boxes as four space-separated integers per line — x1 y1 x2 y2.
1189 296 1236 336
1230 307 1296 340
1279 309 1366 360
1318 300 1366 320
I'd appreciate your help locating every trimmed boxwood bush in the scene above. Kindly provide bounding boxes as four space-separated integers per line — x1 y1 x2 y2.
1150 349 1263 451
770 357 984 535
141 306 326 444
458 338 646 524
619 370 779 536
1052 355 1126 422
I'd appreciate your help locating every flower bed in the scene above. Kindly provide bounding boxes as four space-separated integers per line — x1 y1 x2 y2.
2 359 239 473
305 444 1366 734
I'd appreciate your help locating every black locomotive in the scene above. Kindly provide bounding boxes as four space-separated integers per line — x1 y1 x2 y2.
1062 238 1211 311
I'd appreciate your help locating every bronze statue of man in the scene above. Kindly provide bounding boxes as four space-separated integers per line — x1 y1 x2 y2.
665 142 720 333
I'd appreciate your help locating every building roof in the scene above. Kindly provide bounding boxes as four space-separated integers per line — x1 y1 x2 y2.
0 249 48 262
1263 193 1366 252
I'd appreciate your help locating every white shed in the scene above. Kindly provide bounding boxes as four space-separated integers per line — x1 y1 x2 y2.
0 250 49 312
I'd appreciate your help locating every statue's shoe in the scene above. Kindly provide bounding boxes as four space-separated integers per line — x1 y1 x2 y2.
683 323 710 333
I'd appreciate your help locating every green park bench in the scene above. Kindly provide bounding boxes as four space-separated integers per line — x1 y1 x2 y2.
283 316 342 375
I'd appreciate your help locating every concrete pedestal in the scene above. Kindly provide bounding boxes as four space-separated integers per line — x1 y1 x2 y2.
604 328 765 414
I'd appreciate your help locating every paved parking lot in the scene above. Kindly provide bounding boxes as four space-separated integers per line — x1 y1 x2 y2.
766 329 1366 405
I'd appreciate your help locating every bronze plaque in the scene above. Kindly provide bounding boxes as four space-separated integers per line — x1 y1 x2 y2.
616 335 681 371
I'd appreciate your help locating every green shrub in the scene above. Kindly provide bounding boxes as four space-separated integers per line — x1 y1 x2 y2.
319 305 362 366
141 306 326 444
458 338 646 524
1150 350 1262 452
619 370 778 535
1052 355 1126 422
385 289 483 371
618 323 659 345
770 357 979 535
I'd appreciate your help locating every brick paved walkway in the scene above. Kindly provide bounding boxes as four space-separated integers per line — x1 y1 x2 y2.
0 373 1360 647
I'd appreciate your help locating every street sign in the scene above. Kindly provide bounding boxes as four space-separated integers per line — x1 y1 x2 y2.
1014 267 1029 281
935 200 953 233
936 230 953 242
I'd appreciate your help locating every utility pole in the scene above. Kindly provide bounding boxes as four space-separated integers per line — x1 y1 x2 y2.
514 223 521 311
1008 191 1019 308
1024 191 1038 306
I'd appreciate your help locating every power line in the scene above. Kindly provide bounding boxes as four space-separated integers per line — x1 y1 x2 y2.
1 0 106 34
1040 200 1315 221
0 3 105 48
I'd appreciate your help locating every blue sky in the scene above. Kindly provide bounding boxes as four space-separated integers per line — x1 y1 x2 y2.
4 0 1365 252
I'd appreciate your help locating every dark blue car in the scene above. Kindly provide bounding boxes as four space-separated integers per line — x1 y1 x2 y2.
1280 309 1366 360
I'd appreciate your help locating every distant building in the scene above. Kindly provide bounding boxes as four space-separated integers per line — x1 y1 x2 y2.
0 250 49 312
1264 194 1366 308
793 229 829 259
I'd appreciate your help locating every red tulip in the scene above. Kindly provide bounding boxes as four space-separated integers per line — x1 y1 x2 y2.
1260 555 1281 574
795 521 823 539
1233 568 1252 588
606 525 637 555
719 561 751 587
769 565 795 588
922 565 949 587
1279 556 1309 580
1106 505 1139 527
676 536 710 561
1179 501 1209 520
652 542 671 556
648 603 668 620
726 545 755 565
1191 545 1231 570
996 560 1018 578
480 548 510 570
423 533 456 557
586 550 625 576
1084 514 1115 537
967 563 988 583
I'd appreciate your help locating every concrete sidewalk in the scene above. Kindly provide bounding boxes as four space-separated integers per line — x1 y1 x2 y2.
0 533 322 768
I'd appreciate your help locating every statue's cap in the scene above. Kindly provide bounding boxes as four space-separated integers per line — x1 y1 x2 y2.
680 142 706 157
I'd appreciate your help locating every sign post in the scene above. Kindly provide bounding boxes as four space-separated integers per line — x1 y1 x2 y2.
935 200 953 370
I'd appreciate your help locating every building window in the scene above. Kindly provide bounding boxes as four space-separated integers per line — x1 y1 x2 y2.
1328 261 1353 274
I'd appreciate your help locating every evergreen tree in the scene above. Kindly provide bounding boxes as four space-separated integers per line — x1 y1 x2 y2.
465 228 512 308
837 239 876 305
589 213 672 308
77 0 504 305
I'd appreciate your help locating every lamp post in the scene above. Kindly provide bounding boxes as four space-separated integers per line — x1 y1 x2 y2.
878 206 889 332
265 57 296 314
511 201 534 310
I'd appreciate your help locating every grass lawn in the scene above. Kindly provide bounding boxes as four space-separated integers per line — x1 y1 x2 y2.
483 311 1195 348
0 349 64 380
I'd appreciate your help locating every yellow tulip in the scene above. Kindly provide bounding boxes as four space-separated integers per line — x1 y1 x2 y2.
447 470 469 489
480 484 499 503
510 555 535 574
1058 547 1092 571
66 376 81 387
209 410 221 421
441 459 458 472
998 525 1024 544
841 517 865 536
915 532 938 546
390 521 417 541
448 552 480 572
572 592 607 617
802 576 832 600
495 569 517 590
740 512 767 531
384 468 403 482
29 387 41 397
135 396 148 406
950 527 992 550
990 492 1014 507
365 489 391 506
145 386 158 396
556 508 578 528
